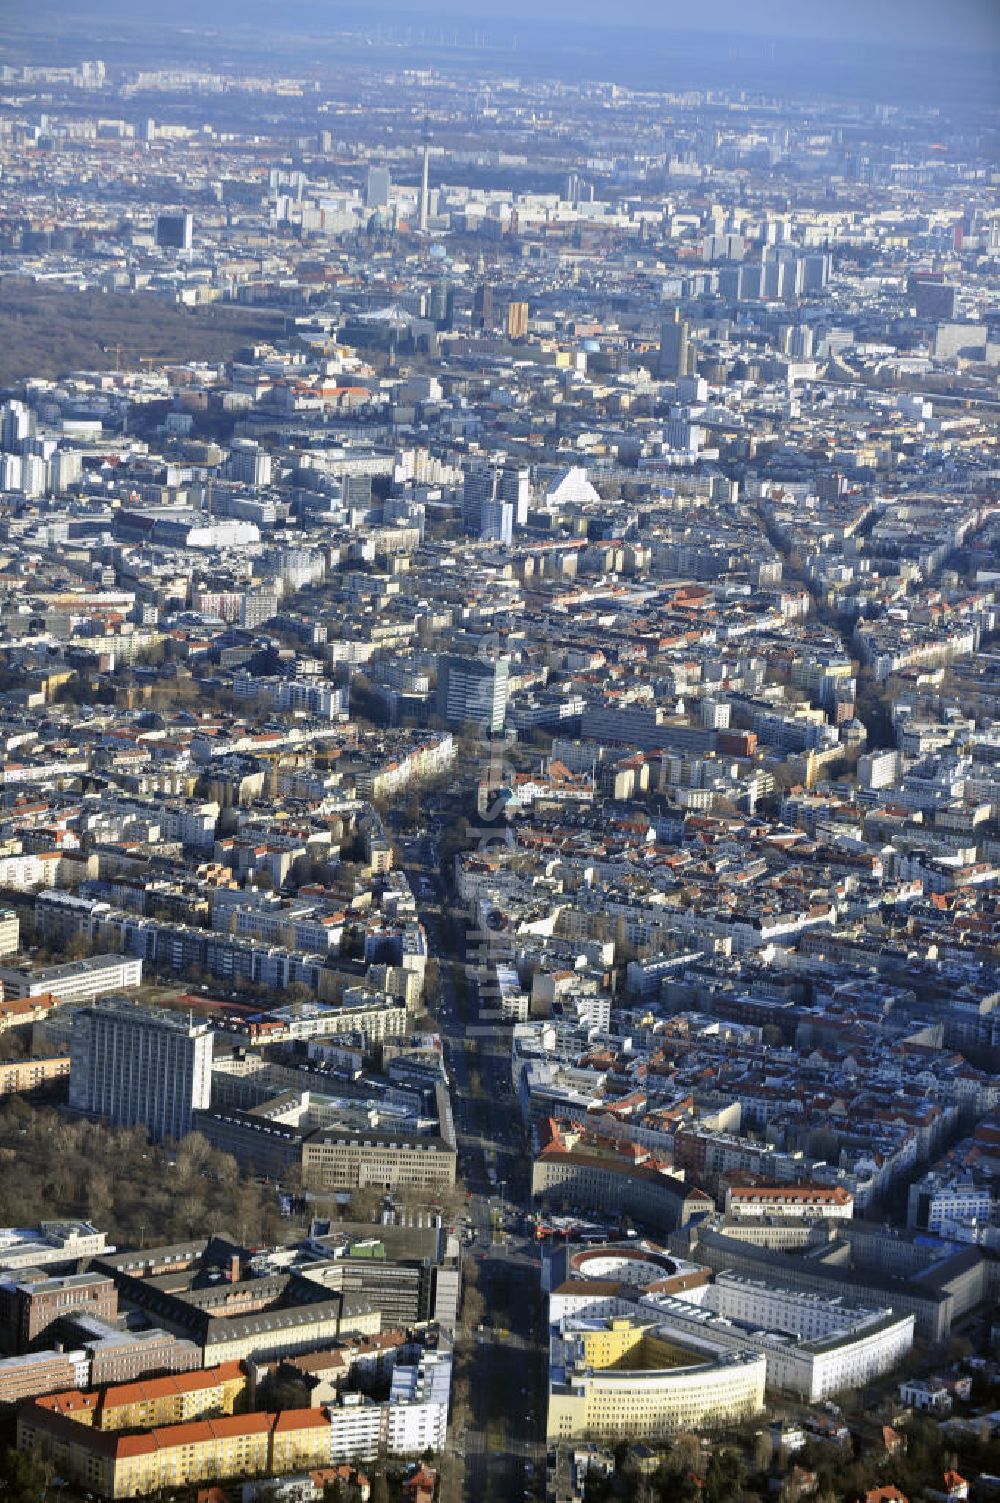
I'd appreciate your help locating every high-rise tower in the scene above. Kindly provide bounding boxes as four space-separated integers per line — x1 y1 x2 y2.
419 136 431 233
659 307 693 380
69 1000 213 1143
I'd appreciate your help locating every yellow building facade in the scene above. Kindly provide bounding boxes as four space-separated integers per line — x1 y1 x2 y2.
547 1318 766 1443
18 1401 332 1500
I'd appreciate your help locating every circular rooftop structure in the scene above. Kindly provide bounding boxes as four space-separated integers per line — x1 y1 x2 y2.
569 1244 678 1288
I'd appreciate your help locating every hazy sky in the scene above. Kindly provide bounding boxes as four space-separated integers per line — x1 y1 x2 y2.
343 0 1000 54
19 0 1000 58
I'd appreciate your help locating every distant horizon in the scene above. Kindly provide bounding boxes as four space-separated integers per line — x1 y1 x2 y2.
3 0 999 108
328 0 1000 57
9 0 1000 57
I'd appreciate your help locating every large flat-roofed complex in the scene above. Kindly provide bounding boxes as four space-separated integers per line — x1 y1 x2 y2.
532 1118 713 1232
546 1314 766 1441
0 1221 111 1272
639 1273 915 1402
197 1079 457 1194
0 955 142 1005
545 1242 915 1409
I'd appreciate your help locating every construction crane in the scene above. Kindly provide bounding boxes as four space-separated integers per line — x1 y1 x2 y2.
100 345 169 372
100 346 178 374
253 748 289 796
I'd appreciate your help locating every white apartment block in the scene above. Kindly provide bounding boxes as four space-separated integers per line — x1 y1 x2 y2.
69 1000 212 1142
0 954 142 1005
907 1174 993 1238
725 1184 854 1221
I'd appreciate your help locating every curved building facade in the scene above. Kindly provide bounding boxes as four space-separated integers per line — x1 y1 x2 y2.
546 1315 766 1442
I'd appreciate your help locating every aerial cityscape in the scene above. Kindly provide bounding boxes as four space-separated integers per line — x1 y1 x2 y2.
0 1 997 1500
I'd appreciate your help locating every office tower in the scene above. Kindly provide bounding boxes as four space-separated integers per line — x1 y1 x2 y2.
659 308 692 379
419 140 430 232
802 252 832 295
506 300 529 341
1 400 31 453
19 454 46 497
907 275 956 321
664 418 701 453
789 325 814 360
78 59 106 87
69 1000 213 1143
429 278 454 330
227 438 272 488
702 232 744 263
761 258 782 300
499 464 531 526
365 165 391 210
155 211 193 251
464 462 514 544
818 470 847 503
49 448 82 493
480 498 514 546
343 473 373 509
462 462 496 535
436 654 510 734
738 263 763 300
778 253 805 302
473 282 494 331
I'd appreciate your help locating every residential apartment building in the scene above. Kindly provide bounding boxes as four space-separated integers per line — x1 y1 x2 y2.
724 1184 855 1221
0 907 19 955
18 1352 451 1497
69 1000 213 1142
36 1362 246 1431
0 1054 70 1097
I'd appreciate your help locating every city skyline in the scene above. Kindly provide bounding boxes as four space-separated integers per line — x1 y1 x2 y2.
0 6 996 1502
